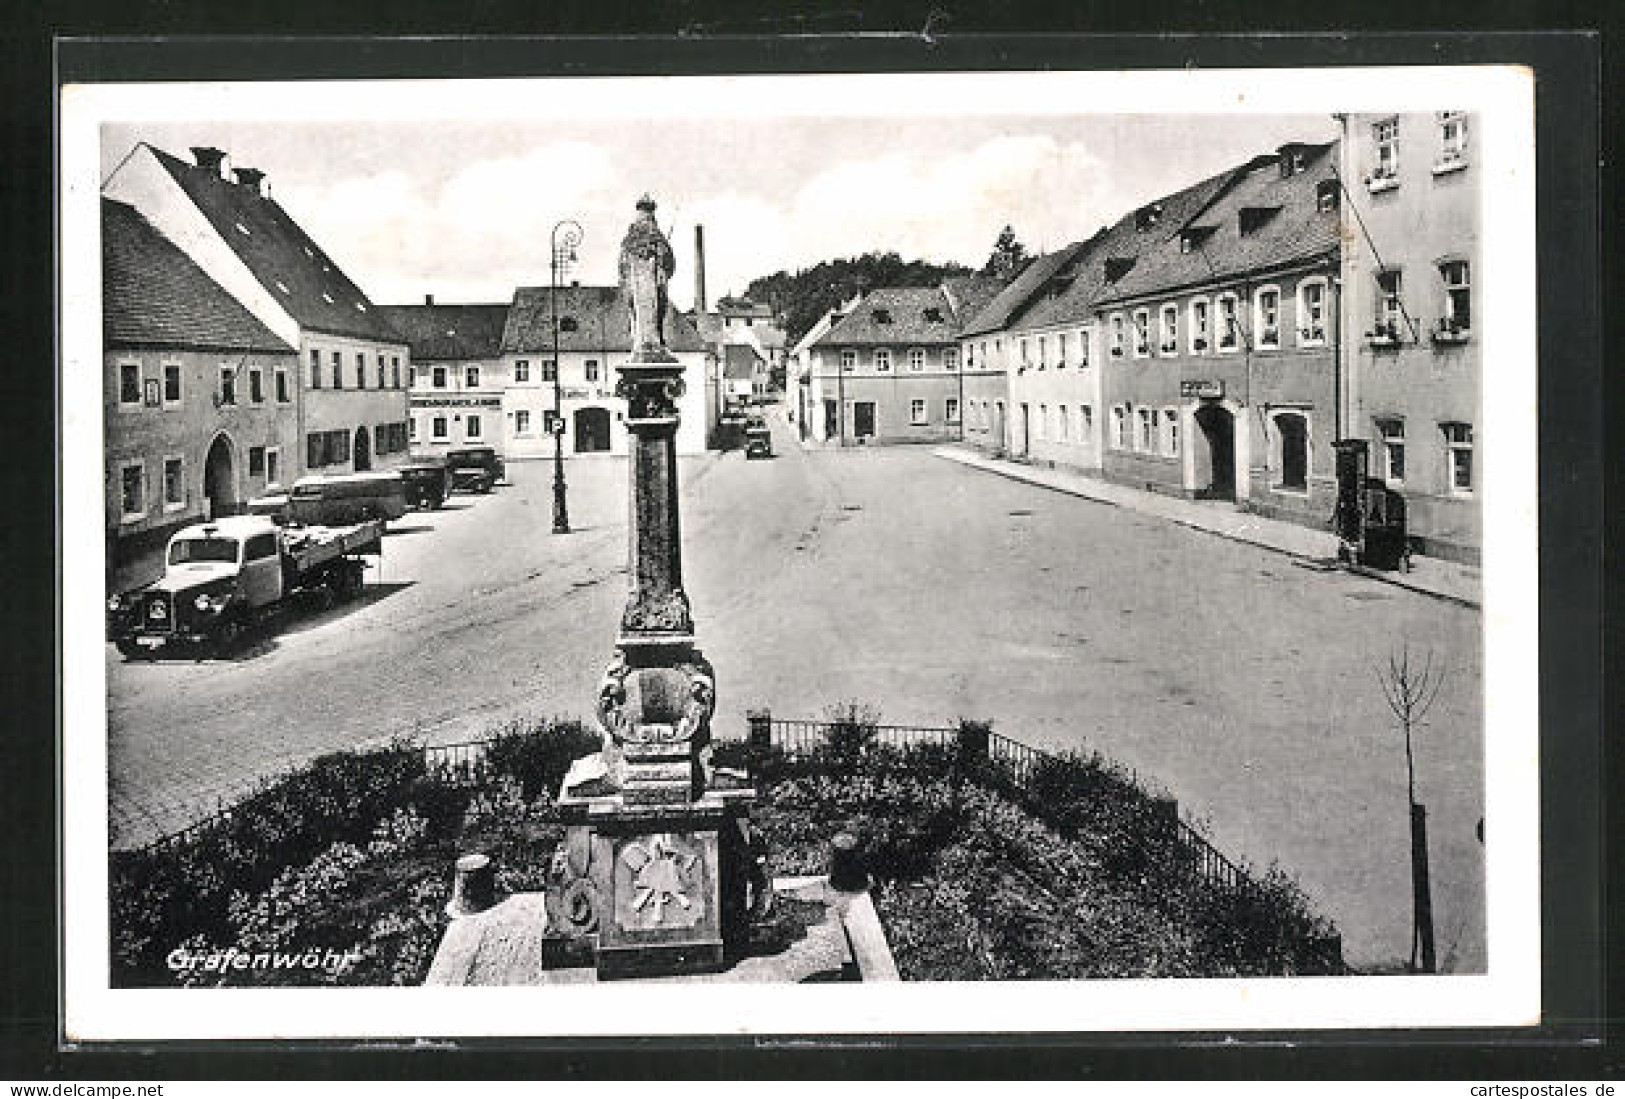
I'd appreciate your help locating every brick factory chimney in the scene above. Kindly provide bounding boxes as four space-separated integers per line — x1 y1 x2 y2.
694 224 707 316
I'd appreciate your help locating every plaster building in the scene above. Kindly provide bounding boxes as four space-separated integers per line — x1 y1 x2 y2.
804 285 977 445
1339 112 1480 564
499 285 712 458
102 197 300 575
1093 141 1343 530
375 298 510 453
787 302 850 440
720 343 768 407
103 143 412 479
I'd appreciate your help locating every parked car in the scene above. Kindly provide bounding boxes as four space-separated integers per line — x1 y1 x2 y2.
288 471 407 526
399 456 451 510
445 446 505 494
744 422 772 460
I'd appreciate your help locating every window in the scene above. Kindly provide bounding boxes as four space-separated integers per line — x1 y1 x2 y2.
910 399 927 425
245 533 278 561
541 359 557 382
1056 333 1068 367
1019 338 1030 367
248 367 264 404
1442 422 1474 494
1036 404 1048 441
516 409 531 435
1438 260 1471 334
466 414 483 441
1159 304 1179 354
118 362 141 405
1217 294 1240 351
430 366 447 389
266 448 280 485
1374 270 1404 339
1079 405 1093 441
1190 298 1211 353
309 349 322 389
1375 418 1405 483
1275 412 1309 491
1255 287 1281 349
1110 314 1125 357
163 363 182 405
120 463 145 519
1037 337 1047 369
542 410 560 435
945 348 959 371
409 418 418 441
1056 404 1069 441
1111 406 1127 449
1298 280 1329 345
1132 309 1151 357
1316 179 1339 213
945 398 960 424
432 417 449 440
1138 408 1156 451
218 365 237 406
1078 329 1090 367
840 350 856 372
1164 409 1180 457
392 357 402 388
248 446 265 477
923 306 943 323
874 349 891 372
585 360 600 383
1372 117 1400 184
1436 112 1469 170
356 352 367 389
871 308 892 325
559 316 578 333
274 368 289 403
515 360 530 383
163 457 184 510
331 351 343 389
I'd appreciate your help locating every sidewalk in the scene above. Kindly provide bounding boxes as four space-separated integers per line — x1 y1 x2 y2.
934 446 1481 608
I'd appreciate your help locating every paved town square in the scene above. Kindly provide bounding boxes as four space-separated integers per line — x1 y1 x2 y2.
107 414 1483 972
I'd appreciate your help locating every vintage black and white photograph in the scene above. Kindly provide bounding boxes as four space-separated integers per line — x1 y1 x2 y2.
60 65 1540 1039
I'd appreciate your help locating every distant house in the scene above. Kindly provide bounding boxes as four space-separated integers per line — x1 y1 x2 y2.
805 283 995 445
102 197 300 575
499 285 713 458
375 298 509 453
721 343 767 406
103 143 411 479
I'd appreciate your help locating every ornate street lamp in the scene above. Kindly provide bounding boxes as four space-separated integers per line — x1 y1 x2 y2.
550 219 583 534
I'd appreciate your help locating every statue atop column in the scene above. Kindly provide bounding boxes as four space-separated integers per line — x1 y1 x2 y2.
618 195 676 360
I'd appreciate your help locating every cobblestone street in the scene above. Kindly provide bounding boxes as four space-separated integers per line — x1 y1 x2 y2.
105 412 1484 972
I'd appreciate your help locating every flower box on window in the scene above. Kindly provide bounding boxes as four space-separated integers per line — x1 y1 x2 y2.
1192 337 1208 351
1261 327 1280 345
1300 326 1326 342
1431 316 1470 344
1432 150 1468 175
1366 321 1403 348
1110 347 1124 358
1365 167 1399 194
1160 340 1177 354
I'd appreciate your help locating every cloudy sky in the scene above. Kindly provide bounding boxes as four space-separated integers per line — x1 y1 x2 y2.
102 110 1335 310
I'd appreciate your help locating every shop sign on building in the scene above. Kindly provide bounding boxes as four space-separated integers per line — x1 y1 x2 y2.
1180 379 1225 400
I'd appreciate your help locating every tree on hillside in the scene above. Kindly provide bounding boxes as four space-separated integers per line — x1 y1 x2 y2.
981 225 1031 279
743 251 973 345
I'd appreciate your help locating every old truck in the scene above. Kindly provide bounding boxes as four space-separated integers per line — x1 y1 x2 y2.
107 514 382 658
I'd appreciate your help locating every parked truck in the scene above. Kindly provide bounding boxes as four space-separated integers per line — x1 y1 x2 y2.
107 514 382 658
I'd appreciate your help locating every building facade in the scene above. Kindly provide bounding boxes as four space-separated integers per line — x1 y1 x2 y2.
102 198 301 576
1340 112 1481 564
500 285 712 458
103 142 411 479
376 299 510 453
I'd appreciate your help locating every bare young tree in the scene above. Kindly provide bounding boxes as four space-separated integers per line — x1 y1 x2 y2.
1376 643 1448 973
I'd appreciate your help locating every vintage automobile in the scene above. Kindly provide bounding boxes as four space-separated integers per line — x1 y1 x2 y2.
744 423 773 460
288 471 408 526
399 456 451 509
445 446 505 494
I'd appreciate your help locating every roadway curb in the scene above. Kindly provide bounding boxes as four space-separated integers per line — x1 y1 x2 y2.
933 447 1480 610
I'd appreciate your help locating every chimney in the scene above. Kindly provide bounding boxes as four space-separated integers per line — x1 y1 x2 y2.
694 225 707 316
191 146 227 175
232 166 268 196
425 293 435 306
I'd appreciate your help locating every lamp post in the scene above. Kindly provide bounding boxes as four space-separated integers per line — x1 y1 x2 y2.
550 219 583 534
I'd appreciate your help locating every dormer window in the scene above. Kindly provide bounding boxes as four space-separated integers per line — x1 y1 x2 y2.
872 308 893 324
923 307 943 323
1179 225 1217 254
559 317 578 332
1239 206 1281 235
1278 145 1307 177
1134 203 1164 231
1104 257 1136 283
1316 180 1339 213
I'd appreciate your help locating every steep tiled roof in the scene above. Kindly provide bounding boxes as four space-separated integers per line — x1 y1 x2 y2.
956 244 1086 337
940 273 1009 333
501 285 706 354
102 198 294 355
149 143 402 343
1096 142 1340 306
814 286 960 346
722 342 764 379
373 303 509 361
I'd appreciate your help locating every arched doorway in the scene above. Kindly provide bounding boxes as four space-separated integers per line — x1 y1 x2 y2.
574 406 612 453
353 427 372 471
203 433 237 519
1192 404 1236 501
